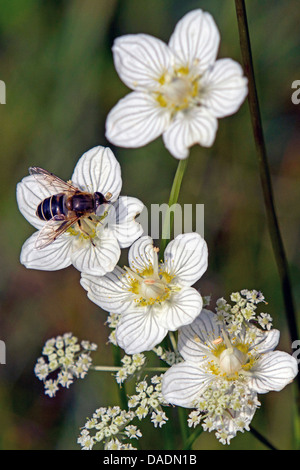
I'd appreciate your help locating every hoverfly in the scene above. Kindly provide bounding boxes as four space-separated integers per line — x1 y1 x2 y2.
29 167 111 250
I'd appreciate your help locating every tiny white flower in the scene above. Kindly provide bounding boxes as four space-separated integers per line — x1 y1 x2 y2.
106 9 248 159
151 410 168 428
162 309 298 443
136 405 149 420
258 312 273 330
77 430 95 450
81 233 208 354
44 379 59 398
124 425 142 439
17 145 144 275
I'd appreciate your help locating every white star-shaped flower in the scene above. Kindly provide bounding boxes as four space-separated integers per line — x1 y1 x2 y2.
162 309 298 443
105 9 248 159
17 145 144 275
80 233 208 354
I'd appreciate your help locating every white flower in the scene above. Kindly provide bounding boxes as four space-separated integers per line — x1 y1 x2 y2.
124 425 142 439
162 309 298 443
105 9 248 159
17 145 144 275
151 410 168 428
81 233 208 354
35 332 97 397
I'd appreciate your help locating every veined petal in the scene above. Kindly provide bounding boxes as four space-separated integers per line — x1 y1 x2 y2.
71 228 121 276
16 176 54 230
128 236 156 273
112 34 174 91
107 196 144 248
115 307 168 354
162 361 213 407
162 107 218 159
71 146 122 202
248 328 280 355
200 58 248 118
20 231 73 271
157 286 203 331
178 309 221 362
169 9 220 74
80 266 133 313
248 351 298 394
105 91 170 148
163 233 208 286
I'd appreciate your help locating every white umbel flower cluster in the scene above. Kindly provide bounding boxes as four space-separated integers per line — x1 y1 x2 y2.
34 333 97 397
115 353 147 385
78 406 138 450
78 375 167 450
162 290 298 444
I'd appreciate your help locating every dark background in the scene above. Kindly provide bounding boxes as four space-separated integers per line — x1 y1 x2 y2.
0 0 299 449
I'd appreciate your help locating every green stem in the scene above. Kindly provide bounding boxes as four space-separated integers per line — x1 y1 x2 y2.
92 366 168 372
160 158 189 255
158 158 189 448
182 424 203 450
234 0 300 389
112 345 128 411
249 426 278 450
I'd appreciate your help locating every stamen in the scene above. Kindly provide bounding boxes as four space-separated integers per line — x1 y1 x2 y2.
124 266 144 283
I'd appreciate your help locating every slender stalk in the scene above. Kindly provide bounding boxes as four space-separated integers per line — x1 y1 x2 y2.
158 158 189 448
112 345 128 411
182 424 203 450
160 158 189 255
92 366 168 372
234 0 299 386
250 426 278 451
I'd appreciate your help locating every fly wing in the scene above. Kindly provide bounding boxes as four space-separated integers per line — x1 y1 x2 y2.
35 214 79 249
29 167 79 194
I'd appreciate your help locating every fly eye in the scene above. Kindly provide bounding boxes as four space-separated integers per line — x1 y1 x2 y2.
105 192 112 201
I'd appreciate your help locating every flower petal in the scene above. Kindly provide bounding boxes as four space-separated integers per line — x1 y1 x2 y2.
128 236 156 273
157 287 203 331
16 175 55 230
107 196 144 248
162 107 218 159
200 58 248 118
112 34 174 91
80 266 133 314
163 233 208 286
178 309 221 362
115 307 168 354
169 9 220 74
248 328 280 355
162 361 213 407
248 351 298 394
71 228 121 276
71 146 122 202
20 231 73 270
105 91 170 148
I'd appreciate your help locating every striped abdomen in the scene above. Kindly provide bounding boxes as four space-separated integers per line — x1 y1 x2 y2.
36 193 66 221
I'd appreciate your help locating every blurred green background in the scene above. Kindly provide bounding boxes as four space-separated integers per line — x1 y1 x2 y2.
0 0 299 450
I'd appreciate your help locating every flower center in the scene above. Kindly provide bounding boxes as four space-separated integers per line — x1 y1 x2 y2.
67 211 108 244
220 331 249 376
125 248 174 307
210 330 249 378
156 67 199 112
